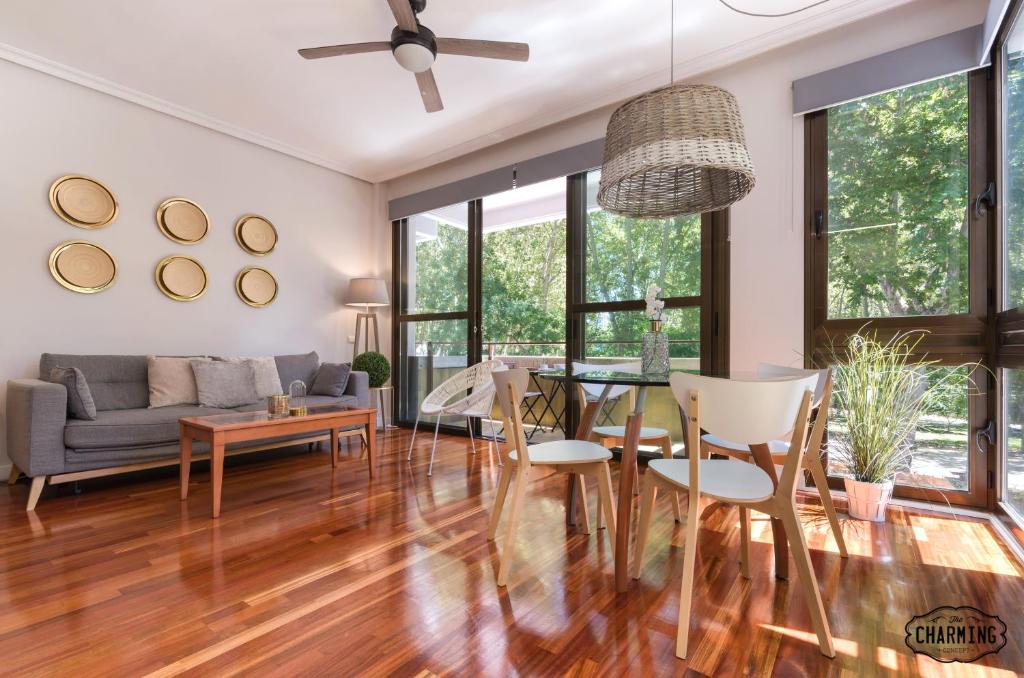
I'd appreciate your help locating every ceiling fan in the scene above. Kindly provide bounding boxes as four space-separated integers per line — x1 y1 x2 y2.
298 0 530 113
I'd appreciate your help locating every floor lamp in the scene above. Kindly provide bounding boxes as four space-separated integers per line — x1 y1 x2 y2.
347 277 389 354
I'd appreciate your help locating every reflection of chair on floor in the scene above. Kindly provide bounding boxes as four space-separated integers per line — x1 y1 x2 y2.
573 361 681 522
488 369 618 587
407 360 506 476
633 372 835 660
700 364 848 558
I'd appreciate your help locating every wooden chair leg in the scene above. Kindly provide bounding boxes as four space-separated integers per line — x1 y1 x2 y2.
631 474 659 579
497 467 530 587
805 452 848 558
739 506 751 579
8 464 21 485
596 462 617 549
26 476 46 512
659 436 682 522
488 464 514 541
575 474 592 535
675 492 701 660
779 503 836 658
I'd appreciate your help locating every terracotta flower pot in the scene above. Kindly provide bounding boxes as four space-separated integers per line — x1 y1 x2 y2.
844 477 893 522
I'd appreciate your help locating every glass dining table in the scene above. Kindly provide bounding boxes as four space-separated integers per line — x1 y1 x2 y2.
552 368 793 593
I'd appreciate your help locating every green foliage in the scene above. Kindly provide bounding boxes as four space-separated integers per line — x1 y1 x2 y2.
827 74 969 318
352 351 390 388
409 205 702 358
1007 51 1024 307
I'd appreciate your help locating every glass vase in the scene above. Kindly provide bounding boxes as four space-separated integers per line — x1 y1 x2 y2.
641 320 669 375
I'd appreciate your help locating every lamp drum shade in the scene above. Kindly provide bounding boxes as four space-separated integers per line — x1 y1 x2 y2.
346 278 389 307
597 84 755 218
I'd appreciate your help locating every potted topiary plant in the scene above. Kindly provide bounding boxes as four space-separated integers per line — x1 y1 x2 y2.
353 351 391 388
830 330 974 522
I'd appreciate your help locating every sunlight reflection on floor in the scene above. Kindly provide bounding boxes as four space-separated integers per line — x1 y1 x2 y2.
909 515 1020 576
760 623 858 657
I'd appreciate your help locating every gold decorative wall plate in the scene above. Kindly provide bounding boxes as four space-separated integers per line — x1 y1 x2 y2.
236 267 278 307
49 175 118 229
155 255 208 302
49 241 117 293
156 198 209 244
234 214 278 255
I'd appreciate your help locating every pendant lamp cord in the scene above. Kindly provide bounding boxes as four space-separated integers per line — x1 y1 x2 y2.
716 0 831 18
669 0 674 84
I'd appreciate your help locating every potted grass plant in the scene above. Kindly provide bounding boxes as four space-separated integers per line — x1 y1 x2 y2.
830 330 970 522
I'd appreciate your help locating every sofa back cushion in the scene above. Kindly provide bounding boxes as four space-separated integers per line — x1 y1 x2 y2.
275 351 320 391
40 354 149 411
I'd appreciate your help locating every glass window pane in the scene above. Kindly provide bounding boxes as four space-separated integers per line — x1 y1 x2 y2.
585 171 701 302
828 365 970 491
481 178 566 362
826 74 969 319
1004 369 1024 516
397 319 467 426
1004 18 1024 309
402 204 468 314
581 307 699 440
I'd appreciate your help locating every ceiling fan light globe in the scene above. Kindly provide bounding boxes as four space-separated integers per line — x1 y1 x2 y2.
393 43 435 72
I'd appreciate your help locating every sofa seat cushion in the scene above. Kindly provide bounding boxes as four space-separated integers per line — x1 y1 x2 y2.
64 405 231 450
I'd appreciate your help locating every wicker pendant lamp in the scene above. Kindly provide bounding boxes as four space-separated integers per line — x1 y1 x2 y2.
597 4 755 218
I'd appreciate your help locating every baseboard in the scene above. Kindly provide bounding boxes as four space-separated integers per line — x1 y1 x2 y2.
0 462 11 479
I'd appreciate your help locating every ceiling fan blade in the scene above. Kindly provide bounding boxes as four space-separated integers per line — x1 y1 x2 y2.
435 38 529 62
415 69 443 113
298 42 391 59
386 0 418 33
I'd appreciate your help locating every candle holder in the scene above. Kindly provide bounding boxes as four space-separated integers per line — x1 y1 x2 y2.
288 380 308 417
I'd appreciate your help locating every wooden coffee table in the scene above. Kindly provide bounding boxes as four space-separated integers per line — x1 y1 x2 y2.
179 404 377 518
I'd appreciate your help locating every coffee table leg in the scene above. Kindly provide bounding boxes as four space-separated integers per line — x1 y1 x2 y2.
330 428 339 468
211 432 224 519
179 424 191 501
366 416 377 478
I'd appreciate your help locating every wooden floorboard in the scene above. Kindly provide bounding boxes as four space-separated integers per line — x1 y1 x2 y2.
2 432 1023 676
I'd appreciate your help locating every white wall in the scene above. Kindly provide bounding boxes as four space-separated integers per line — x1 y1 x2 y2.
382 0 984 373
0 58 381 470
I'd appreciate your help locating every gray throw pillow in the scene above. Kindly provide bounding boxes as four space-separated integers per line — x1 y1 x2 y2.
310 363 352 397
190 360 259 408
50 366 97 420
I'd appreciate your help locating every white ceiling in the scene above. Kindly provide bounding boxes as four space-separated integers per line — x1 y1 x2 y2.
0 0 921 183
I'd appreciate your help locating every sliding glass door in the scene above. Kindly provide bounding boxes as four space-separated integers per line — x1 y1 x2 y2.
393 202 475 431
393 171 729 436
805 70 994 507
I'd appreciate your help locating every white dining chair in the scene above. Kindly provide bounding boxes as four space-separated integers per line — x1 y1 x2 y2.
407 359 506 476
488 368 618 587
573 361 681 521
700 364 848 558
632 372 835 660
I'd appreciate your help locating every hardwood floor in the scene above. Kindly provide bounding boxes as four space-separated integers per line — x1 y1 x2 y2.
2 430 1023 676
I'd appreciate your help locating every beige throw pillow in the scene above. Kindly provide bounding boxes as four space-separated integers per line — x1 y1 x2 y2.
221 356 283 398
148 356 209 408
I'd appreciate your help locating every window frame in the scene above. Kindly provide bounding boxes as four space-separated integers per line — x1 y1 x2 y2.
804 68 996 509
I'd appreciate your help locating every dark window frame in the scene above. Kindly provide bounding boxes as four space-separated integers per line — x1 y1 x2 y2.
804 68 996 509
391 170 730 434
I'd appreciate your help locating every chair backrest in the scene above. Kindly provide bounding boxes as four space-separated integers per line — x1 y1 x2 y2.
492 368 533 467
422 359 506 410
572 361 638 401
756 363 830 407
670 372 816 499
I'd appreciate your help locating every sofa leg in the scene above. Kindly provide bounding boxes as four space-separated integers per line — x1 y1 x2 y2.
7 465 20 485
26 476 46 511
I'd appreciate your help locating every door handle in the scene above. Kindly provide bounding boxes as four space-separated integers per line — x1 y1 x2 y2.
813 210 823 240
975 419 995 453
974 182 996 218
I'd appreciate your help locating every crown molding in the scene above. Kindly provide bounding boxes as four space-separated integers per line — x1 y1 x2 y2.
0 42 370 183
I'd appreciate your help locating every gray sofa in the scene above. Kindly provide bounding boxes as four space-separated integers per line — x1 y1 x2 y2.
6 351 369 510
